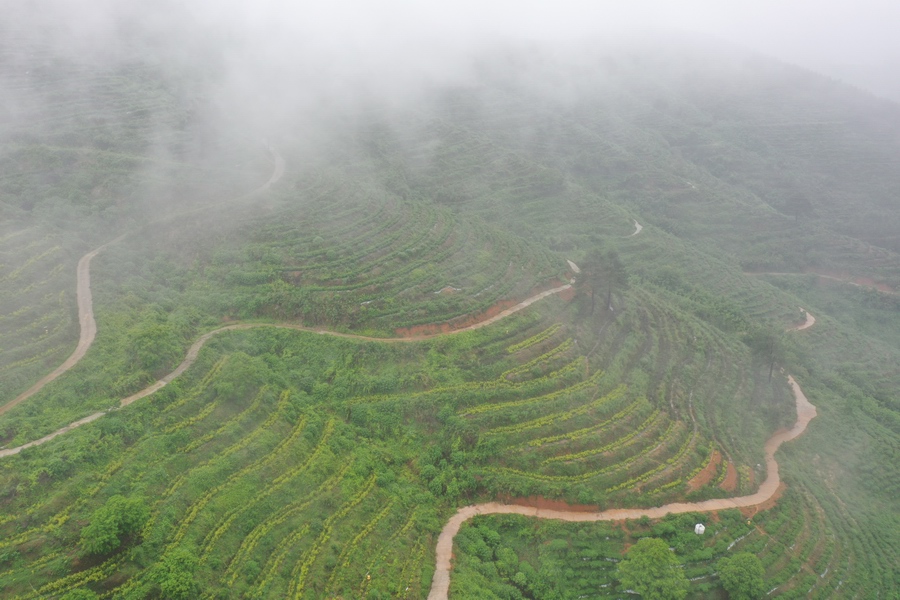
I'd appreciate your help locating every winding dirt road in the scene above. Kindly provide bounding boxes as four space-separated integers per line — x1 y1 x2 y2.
0 147 283 434
426 313 818 600
629 219 643 237
0 234 125 419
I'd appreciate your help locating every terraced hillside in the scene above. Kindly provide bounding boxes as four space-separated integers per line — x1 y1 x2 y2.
0 222 79 406
1 33 899 600
0 29 276 414
0 277 795 599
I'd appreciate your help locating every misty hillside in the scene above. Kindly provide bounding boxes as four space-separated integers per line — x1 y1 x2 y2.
0 27 898 600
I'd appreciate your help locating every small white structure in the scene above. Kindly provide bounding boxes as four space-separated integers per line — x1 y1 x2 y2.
694 523 706 535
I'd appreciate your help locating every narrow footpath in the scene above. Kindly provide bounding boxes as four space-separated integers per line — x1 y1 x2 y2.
427 310 818 600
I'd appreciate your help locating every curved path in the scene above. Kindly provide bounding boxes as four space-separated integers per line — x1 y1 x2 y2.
0 234 125 419
629 219 643 237
0 147 284 423
115 281 572 409
427 313 818 600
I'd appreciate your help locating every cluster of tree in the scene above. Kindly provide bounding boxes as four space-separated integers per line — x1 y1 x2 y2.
617 537 764 599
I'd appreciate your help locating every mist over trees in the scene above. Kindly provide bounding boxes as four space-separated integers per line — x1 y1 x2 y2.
1 1 899 598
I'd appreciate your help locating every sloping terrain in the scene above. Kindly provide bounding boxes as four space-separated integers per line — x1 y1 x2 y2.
0 36 898 599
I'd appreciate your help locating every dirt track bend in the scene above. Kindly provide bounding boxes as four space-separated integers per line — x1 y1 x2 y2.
629 219 643 236
0 146 284 421
427 310 817 600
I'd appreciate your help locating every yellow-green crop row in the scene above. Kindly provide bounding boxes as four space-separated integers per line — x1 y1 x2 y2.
161 395 221 435
651 478 686 494
145 387 283 537
0 246 61 284
11 262 66 297
500 338 574 379
683 443 716 486
461 365 600 417
485 383 625 436
394 539 426 596
0 550 62 585
714 460 730 487
21 555 125 600
0 342 67 375
506 323 562 354
164 413 308 550
155 356 228 419
486 420 679 483
224 463 352 587
358 509 420 598
524 398 643 448
287 474 379 598
0 451 127 552
198 419 336 563
541 409 661 465
325 499 396 591
606 429 697 493
178 385 269 454
250 524 311 598
352 355 584 407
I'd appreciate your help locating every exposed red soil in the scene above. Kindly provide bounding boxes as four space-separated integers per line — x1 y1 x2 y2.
720 461 738 492
687 450 722 491
749 269 897 295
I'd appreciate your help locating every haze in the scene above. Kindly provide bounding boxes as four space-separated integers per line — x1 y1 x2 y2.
8 0 900 101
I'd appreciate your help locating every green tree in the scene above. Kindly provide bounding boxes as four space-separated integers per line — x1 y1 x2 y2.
718 552 766 600
153 548 199 600
128 321 180 376
580 245 627 315
617 537 689 600
80 495 149 556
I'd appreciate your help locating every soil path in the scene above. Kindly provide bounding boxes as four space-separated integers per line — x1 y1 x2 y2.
0 234 125 418
426 316 818 600
791 307 815 331
0 146 284 421
629 219 643 237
